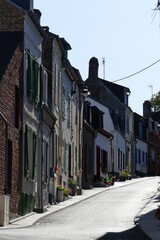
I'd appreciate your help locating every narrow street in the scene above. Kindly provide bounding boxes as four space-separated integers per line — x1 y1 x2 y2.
0 177 159 240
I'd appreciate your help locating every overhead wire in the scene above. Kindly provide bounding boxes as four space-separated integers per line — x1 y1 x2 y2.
25 49 160 84
111 59 160 83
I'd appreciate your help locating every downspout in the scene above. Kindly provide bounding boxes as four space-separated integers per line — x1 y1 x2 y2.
78 92 82 189
0 113 8 194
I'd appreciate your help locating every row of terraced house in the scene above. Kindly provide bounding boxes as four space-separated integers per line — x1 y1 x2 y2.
0 0 160 226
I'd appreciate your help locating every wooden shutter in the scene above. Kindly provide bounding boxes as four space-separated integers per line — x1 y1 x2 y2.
26 51 33 104
40 65 43 107
32 132 37 179
24 125 29 177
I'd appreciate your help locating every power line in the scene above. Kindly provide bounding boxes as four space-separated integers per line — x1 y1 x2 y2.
111 59 160 83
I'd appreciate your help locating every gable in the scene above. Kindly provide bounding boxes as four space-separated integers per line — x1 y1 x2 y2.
0 31 23 80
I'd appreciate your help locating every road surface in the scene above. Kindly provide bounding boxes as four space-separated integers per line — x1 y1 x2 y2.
0 177 159 240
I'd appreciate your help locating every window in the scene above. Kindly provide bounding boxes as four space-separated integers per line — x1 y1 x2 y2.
75 146 77 174
63 141 68 172
67 95 71 127
75 97 78 124
138 149 141 164
101 150 108 173
26 50 42 109
135 147 138 163
43 69 48 106
42 140 49 183
54 64 58 106
58 71 62 109
126 115 129 134
14 86 19 128
24 124 37 180
118 148 120 170
142 151 145 163
121 151 123 170
62 85 66 118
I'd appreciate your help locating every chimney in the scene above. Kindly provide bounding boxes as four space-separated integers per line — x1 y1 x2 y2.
34 9 42 24
89 57 99 78
143 100 151 119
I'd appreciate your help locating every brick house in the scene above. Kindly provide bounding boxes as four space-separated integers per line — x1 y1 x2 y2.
0 31 23 224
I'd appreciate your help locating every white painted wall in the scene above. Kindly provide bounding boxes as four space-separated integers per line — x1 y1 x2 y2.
23 14 44 205
87 97 126 174
94 132 111 176
135 138 147 175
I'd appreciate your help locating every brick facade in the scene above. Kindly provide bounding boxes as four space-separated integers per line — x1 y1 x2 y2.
0 35 24 218
0 117 6 194
0 0 25 32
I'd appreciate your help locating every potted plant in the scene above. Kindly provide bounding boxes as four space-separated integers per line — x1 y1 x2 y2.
119 170 129 181
63 187 69 200
68 178 77 196
57 185 64 202
109 175 115 185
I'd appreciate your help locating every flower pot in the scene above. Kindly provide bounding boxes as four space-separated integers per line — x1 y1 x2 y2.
57 190 64 202
70 184 77 196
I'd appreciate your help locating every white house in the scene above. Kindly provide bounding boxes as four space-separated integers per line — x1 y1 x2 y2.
23 9 46 213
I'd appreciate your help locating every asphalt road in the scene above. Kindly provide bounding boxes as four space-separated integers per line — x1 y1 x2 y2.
0 177 159 240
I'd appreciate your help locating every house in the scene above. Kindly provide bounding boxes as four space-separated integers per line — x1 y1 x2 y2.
134 112 148 176
43 27 85 199
83 101 95 188
91 105 113 183
43 28 72 201
0 31 23 225
69 66 85 191
0 0 56 218
85 97 115 179
85 57 133 177
143 101 160 176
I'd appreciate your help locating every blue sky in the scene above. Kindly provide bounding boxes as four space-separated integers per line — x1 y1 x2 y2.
34 0 160 115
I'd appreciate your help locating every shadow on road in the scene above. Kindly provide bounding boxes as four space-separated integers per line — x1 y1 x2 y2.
97 225 152 240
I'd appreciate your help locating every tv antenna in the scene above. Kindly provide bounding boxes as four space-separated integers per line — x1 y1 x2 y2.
102 58 105 80
151 0 160 23
148 85 153 98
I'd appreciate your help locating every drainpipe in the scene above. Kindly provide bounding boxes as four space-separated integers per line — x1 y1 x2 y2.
0 113 8 194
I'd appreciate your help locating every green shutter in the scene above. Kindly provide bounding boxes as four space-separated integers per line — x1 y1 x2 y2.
26 51 33 104
40 65 43 107
32 132 37 179
33 61 39 109
24 125 29 177
32 60 36 100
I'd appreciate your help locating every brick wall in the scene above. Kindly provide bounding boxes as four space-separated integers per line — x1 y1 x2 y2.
0 39 24 217
0 117 6 194
0 0 25 31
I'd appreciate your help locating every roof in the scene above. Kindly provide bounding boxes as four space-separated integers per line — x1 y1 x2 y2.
101 79 130 103
109 108 125 133
0 31 23 80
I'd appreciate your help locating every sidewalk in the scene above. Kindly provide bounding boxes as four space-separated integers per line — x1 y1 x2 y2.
138 190 160 240
2 177 160 240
